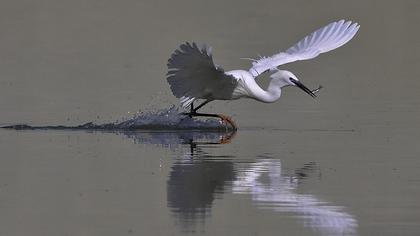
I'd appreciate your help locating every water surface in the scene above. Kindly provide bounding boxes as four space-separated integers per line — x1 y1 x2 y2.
1 127 419 235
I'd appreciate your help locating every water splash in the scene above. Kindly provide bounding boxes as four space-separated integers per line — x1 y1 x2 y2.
2 105 234 131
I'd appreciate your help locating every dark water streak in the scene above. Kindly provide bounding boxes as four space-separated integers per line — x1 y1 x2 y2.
1 107 235 131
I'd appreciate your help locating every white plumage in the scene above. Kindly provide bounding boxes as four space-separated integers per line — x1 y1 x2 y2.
167 43 238 107
249 20 360 76
167 20 360 109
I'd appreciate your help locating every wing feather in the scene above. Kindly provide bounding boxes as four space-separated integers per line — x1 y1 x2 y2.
167 42 238 108
249 20 360 76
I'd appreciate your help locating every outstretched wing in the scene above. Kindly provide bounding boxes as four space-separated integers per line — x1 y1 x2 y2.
249 20 360 76
167 42 238 108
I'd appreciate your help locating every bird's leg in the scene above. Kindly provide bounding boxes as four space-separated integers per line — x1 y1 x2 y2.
182 112 237 130
192 100 210 112
187 103 195 117
180 100 237 130
181 100 209 117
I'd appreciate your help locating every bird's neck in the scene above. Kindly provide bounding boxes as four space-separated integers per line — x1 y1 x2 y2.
229 70 284 103
252 80 283 103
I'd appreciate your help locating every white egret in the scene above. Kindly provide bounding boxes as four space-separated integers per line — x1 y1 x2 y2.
166 20 360 129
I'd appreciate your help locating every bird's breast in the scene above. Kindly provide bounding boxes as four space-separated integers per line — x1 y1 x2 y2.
225 70 255 99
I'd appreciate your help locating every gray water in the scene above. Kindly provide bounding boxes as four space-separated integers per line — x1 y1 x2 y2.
1 0 420 235
1 128 419 235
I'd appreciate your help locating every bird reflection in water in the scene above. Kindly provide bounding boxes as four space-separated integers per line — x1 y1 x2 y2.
120 130 357 234
165 131 236 232
233 159 357 235
121 130 236 232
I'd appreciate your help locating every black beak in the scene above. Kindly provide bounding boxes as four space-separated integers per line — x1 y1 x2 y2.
290 78 317 98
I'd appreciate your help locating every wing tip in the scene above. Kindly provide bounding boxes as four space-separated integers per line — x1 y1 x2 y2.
177 41 213 55
340 19 360 28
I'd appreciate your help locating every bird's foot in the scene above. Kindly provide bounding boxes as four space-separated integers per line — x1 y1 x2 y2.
180 112 237 130
216 114 237 130
180 111 196 118
219 130 237 144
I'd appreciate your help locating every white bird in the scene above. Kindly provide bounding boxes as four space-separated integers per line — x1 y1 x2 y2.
166 20 360 129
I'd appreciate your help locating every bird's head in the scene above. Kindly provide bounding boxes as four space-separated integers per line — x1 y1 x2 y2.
270 70 317 98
